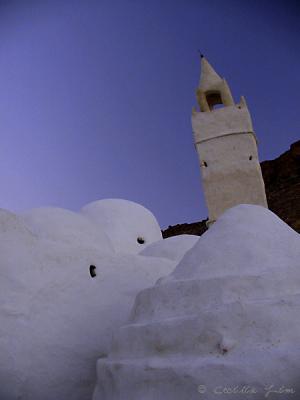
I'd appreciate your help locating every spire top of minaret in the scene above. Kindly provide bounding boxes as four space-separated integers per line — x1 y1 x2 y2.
195 56 235 111
199 56 223 90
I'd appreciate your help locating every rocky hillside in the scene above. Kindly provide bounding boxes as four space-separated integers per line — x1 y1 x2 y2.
162 140 300 238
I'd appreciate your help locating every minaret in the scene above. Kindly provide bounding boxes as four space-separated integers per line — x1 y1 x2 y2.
192 56 268 226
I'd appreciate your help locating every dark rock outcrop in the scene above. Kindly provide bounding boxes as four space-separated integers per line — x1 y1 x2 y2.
162 140 300 238
162 219 208 239
261 140 300 233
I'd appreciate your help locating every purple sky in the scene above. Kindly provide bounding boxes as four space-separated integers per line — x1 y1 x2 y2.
0 0 299 229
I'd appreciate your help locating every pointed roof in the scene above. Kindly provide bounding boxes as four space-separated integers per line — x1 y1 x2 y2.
199 56 223 90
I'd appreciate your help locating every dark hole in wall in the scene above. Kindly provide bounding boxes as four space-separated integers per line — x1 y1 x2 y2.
137 236 145 244
89 265 97 278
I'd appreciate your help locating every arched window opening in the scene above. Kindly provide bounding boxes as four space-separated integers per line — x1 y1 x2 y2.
205 91 223 111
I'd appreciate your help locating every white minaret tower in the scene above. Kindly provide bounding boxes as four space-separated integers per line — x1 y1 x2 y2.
192 55 268 226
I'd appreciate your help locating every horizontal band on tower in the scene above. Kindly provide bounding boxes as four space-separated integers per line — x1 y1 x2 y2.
194 130 257 145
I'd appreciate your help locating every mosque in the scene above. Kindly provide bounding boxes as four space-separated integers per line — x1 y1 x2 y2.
0 57 299 400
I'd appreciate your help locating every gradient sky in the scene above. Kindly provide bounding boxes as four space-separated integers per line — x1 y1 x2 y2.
0 0 299 229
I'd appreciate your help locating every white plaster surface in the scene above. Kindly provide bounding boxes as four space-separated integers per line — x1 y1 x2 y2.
21 206 114 252
192 102 268 222
139 234 199 262
93 205 300 400
192 103 253 144
81 199 163 253
195 133 268 222
0 199 174 400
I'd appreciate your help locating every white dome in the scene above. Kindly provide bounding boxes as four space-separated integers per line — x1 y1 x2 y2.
93 205 300 400
81 199 162 254
0 201 174 400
